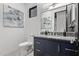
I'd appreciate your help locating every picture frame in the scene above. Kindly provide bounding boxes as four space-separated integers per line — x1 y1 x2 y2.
3 4 24 28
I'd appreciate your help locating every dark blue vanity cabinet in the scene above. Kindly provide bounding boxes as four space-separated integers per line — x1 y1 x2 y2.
34 37 58 56
34 37 78 56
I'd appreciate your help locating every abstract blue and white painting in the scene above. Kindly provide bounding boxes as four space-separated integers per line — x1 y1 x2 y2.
3 4 24 28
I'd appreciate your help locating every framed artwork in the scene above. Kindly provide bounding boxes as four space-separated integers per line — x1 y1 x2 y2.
29 6 37 18
3 4 24 28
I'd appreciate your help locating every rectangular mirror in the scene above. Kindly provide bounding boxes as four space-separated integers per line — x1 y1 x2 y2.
41 3 76 36
54 10 66 32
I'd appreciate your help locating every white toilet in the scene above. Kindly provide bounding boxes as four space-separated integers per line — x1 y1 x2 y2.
19 42 33 56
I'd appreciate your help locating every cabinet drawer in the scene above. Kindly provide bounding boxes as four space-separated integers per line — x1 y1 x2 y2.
60 48 76 56
34 48 52 56
34 49 41 56
60 41 77 56
34 37 48 49
34 48 45 56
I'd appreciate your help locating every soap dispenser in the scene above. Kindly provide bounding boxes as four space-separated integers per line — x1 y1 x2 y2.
63 29 66 36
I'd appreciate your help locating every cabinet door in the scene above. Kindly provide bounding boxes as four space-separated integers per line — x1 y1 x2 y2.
45 39 59 56
59 40 76 56
34 37 48 51
34 37 49 56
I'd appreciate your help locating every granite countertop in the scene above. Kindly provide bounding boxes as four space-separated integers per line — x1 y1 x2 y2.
32 35 76 43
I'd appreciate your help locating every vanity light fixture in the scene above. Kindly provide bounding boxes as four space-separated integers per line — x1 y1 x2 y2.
48 3 71 10
48 3 57 10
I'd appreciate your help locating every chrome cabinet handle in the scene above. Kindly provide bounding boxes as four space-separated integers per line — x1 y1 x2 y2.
65 48 78 53
36 49 40 52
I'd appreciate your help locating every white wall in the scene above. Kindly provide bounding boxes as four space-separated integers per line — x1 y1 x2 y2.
24 3 43 42
0 3 26 55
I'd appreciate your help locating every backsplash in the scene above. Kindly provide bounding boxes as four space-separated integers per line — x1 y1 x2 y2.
40 31 75 37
